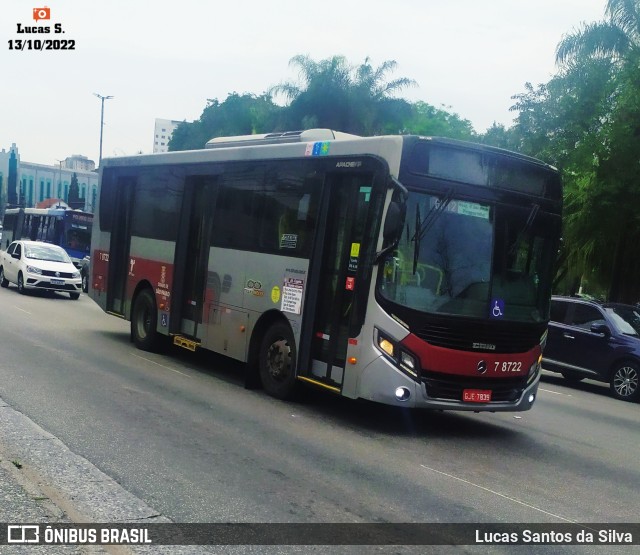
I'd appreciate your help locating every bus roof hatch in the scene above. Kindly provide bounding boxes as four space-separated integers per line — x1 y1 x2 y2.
204 129 360 149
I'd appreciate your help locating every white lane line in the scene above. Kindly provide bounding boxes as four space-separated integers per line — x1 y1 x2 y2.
130 353 191 378
14 306 32 314
539 387 572 397
420 464 579 524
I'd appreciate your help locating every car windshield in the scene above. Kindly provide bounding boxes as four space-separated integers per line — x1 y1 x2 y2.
605 306 640 336
25 244 71 263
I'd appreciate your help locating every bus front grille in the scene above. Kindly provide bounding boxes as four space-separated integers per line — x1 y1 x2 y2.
422 372 529 403
415 321 541 354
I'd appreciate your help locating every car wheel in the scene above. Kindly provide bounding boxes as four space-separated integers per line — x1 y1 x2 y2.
561 371 584 383
82 273 88 293
131 288 165 352
69 292 80 300
0 267 8 288
258 321 298 400
609 361 640 401
17 272 26 295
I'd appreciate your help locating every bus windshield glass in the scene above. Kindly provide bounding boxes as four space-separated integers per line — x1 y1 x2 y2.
379 191 556 323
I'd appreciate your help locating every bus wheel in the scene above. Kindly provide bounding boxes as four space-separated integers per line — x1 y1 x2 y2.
0 267 8 288
131 289 163 352
259 321 298 400
17 272 26 295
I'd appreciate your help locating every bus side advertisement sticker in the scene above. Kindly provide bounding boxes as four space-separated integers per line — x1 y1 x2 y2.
281 278 304 314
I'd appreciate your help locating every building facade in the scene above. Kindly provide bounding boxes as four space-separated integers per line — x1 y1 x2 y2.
0 144 99 217
153 118 181 153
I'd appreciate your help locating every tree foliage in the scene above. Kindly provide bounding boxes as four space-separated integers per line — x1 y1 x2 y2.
167 44 640 302
270 55 417 134
504 0 640 301
169 93 282 151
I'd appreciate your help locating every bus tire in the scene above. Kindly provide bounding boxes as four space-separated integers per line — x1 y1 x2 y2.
131 288 164 352
0 267 8 288
258 321 298 400
69 292 80 300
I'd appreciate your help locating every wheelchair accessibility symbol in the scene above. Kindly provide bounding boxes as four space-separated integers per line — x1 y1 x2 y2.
490 298 505 319
161 313 168 327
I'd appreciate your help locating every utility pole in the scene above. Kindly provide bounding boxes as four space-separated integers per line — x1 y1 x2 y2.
93 93 114 165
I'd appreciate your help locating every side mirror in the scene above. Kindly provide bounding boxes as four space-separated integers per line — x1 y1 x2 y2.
591 323 611 337
11 252 20 259
383 201 403 242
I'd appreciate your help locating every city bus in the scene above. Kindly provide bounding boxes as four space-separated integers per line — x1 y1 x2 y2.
89 129 562 411
2 207 93 266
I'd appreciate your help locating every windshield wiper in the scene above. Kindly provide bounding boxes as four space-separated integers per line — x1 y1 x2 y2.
411 189 454 274
509 203 539 256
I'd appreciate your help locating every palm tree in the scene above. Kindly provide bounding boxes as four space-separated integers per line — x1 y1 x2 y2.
271 55 416 134
271 55 354 131
556 0 640 65
553 0 640 301
352 58 417 134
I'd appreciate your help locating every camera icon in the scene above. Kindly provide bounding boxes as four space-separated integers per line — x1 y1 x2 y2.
33 7 51 22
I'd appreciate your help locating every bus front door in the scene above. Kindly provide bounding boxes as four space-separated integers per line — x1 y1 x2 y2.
302 173 377 391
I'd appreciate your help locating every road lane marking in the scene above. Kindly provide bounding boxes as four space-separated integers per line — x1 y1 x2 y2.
130 353 191 378
539 387 572 397
14 306 32 314
420 464 580 524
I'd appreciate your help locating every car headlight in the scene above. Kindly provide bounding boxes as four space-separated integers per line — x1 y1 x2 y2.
72 271 80 279
26 265 43 275
376 328 420 380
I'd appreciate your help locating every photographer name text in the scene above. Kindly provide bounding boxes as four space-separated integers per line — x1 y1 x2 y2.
8 8 76 51
476 528 633 545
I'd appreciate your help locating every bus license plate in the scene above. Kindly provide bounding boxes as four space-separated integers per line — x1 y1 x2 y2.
463 389 492 403
50 279 65 285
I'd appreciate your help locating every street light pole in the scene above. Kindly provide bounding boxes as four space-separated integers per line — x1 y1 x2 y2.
93 93 113 165
55 159 63 205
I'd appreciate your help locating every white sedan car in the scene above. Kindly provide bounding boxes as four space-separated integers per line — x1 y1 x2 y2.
0 240 82 300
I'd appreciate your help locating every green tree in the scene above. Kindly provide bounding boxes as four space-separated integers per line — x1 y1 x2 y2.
271 55 416 135
405 101 476 140
169 93 282 151
552 0 640 301
556 0 640 65
68 173 80 206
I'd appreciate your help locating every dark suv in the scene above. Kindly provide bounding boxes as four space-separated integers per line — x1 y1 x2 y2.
543 296 640 401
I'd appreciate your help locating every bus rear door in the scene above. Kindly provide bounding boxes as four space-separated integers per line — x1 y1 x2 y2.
170 175 217 341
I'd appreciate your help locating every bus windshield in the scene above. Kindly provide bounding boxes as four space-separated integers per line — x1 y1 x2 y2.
379 191 556 323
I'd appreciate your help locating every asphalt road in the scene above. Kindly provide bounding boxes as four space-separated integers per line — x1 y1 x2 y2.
0 285 638 553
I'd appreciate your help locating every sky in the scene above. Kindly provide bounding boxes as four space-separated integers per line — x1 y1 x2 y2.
0 0 608 166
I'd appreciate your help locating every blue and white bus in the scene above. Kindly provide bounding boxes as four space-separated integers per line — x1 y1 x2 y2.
2 207 93 267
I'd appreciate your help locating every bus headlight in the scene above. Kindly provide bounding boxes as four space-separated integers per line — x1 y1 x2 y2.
26 265 42 275
375 329 420 380
400 351 418 377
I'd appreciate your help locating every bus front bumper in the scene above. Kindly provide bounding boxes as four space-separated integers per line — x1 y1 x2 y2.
357 355 540 412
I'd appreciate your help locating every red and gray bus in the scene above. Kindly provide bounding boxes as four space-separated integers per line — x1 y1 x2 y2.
89 129 561 411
